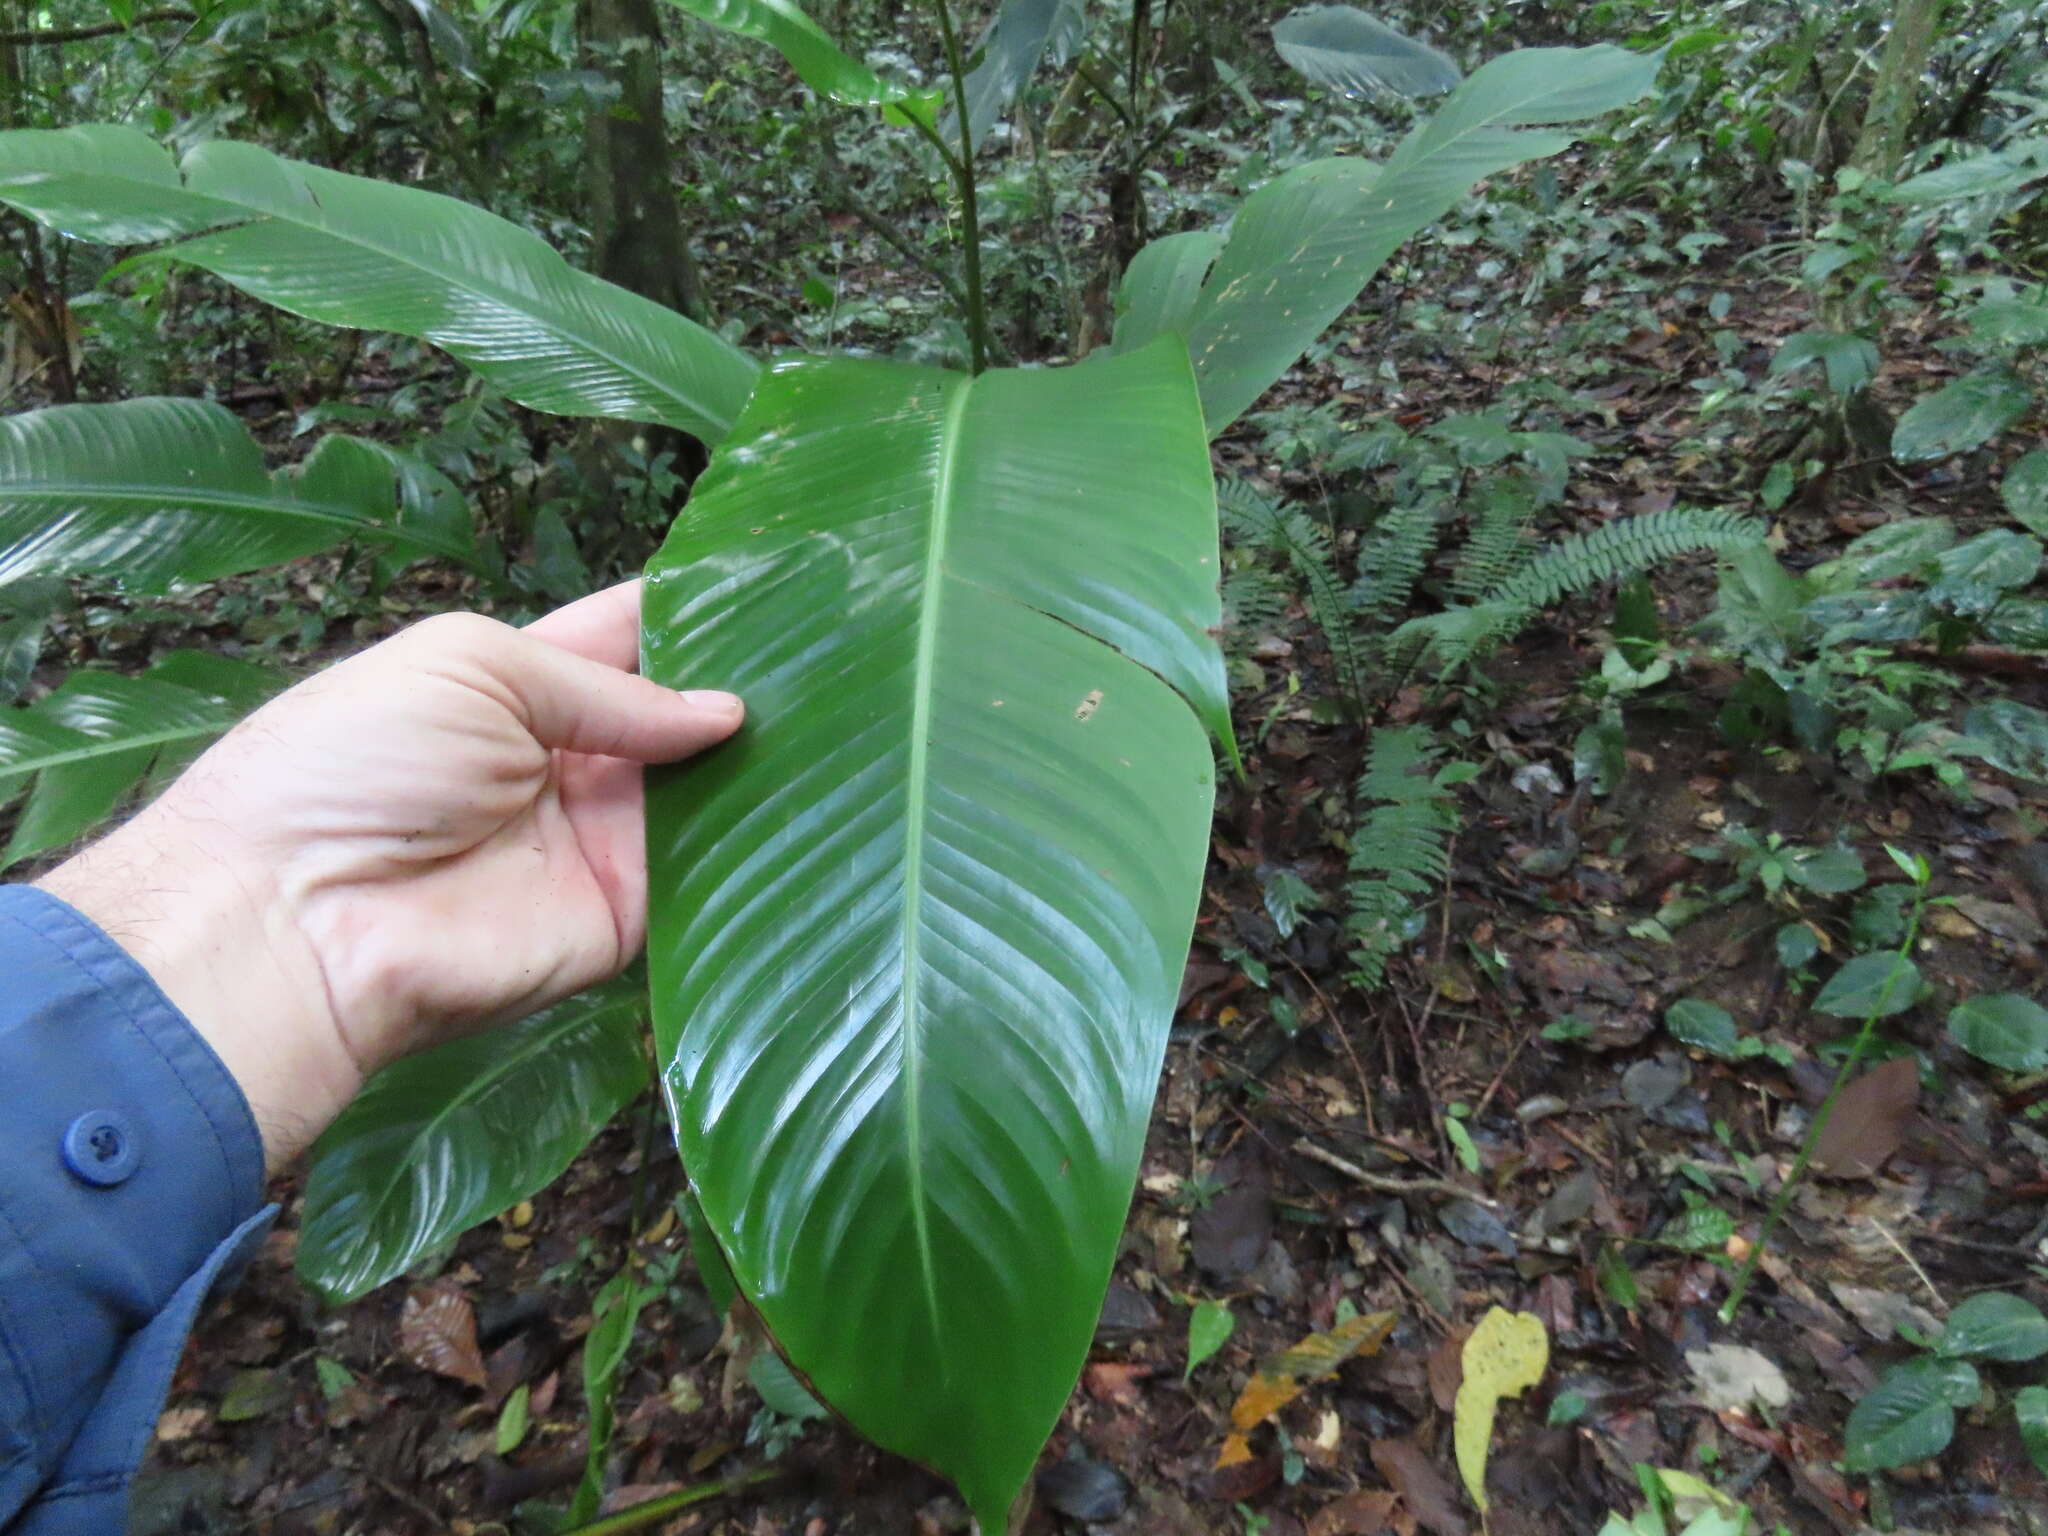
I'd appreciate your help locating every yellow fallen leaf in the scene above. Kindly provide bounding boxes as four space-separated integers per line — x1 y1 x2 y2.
1453 1307 1548 1519
1229 1310 1396 1431
1215 1431 1254 1469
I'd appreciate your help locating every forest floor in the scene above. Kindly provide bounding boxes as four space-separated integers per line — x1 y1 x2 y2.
115 201 2048 1536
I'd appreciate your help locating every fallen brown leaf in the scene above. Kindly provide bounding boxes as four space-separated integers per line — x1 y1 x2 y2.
1309 1489 1400 1536
1371 1436 1468 1536
1811 1056 1919 1179
398 1284 488 1390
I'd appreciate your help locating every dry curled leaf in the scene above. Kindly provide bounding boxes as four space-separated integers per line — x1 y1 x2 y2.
398 1283 487 1390
1453 1307 1548 1517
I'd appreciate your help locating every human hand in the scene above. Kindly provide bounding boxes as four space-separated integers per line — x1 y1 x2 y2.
38 582 741 1169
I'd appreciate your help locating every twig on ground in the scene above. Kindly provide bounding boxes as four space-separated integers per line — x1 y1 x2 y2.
1291 1136 1495 1206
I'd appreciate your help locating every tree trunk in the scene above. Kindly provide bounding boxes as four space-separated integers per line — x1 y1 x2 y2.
584 0 708 325
1851 0 1947 179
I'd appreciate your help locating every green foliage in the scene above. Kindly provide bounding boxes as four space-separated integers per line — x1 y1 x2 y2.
1218 477 1369 709
0 125 759 445
0 398 478 588
297 980 649 1304
1185 1299 1235 1379
1397 507 1763 671
1842 1292 2048 1473
638 340 1225 1526
0 651 281 869
1949 993 2048 1072
1271 7 1462 100
1347 725 1469 987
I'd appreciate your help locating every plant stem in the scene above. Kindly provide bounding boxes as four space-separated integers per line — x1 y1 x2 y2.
556 1468 782 1536
930 0 988 373
1719 888 1927 1321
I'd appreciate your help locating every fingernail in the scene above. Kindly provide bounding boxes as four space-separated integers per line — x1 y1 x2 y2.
681 689 744 718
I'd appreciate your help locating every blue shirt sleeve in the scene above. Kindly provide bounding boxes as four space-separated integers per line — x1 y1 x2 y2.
0 884 277 1536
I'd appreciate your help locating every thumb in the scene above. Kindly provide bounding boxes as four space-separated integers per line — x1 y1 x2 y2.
472 619 744 761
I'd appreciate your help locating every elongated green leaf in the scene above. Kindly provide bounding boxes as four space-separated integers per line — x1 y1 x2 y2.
2018 1385 2048 1475
1892 368 2033 462
298 980 647 1303
1272 7 1461 99
0 397 475 589
948 0 1087 152
641 337 1226 1525
1814 952 1922 1018
1153 44 1658 433
656 0 939 123
1110 230 1223 356
0 125 759 444
0 651 281 868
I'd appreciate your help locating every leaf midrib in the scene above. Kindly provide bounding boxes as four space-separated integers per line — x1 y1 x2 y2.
896 377 972 1366
0 483 476 565
0 713 227 773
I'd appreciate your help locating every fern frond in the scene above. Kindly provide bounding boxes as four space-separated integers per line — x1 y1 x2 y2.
1219 478 1373 708
1348 725 1466 990
1450 472 1539 602
1348 494 1442 631
1220 565 1287 649
1396 506 1764 672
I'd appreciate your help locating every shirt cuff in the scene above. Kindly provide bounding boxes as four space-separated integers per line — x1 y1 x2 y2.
0 883 267 1490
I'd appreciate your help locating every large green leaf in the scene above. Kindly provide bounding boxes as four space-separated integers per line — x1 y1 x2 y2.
1891 367 2033 462
0 651 281 868
0 397 476 588
1120 44 1657 434
640 337 1226 1524
298 980 647 1303
948 0 1087 153
1272 6 1461 99
1843 1356 1977 1472
0 125 759 444
656 0 939 123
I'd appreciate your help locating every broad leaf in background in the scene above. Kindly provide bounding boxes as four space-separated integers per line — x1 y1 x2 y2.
641 337 1227 1525
1271 6 1461 100
1121 44 1659 434
1948 992 2048 1073
298 980 647 1303
2005 451 2048 535
658 0 940 125
1891 368 2032 462
1769 330 1881 396
0 397 476 588
0 651 280 869
1963 697 2048 783
947 0 1087 153
1935 1292 2048 1362
0 126 759 445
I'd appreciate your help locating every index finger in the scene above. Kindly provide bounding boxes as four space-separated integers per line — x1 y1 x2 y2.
523 578 644 671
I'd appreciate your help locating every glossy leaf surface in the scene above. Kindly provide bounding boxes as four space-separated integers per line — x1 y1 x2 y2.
0 651 280 868
0 125 759 444
641 338 1226 1523
0 397 475 589
657 0 939 123
1116 44 1658 433
1272 7 1461 99
299 980 647 1303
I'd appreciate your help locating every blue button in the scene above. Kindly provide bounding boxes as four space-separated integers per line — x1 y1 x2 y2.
62 1111 141 1188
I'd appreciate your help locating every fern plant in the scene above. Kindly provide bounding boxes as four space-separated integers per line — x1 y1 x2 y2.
1347 725 1473 988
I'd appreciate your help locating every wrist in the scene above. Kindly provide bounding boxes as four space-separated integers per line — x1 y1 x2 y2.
37 808 362 1172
